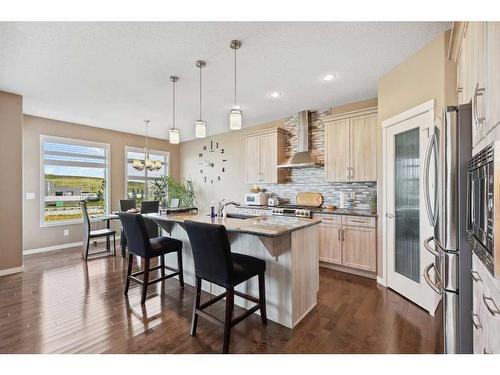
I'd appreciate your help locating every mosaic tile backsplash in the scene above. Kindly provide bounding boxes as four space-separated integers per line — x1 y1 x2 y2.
258 109 377 210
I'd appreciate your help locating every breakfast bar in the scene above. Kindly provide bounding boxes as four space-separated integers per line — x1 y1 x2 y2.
148 213 321 329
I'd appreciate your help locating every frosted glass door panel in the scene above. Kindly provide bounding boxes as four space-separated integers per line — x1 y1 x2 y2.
394 128 420 282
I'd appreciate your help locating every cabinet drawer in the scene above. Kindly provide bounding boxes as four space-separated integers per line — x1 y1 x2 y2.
342 215 375 228
314 214 341 225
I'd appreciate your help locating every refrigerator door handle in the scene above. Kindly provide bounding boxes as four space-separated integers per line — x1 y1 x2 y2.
423 131 438 227
423 236 439 257
423 263 442 295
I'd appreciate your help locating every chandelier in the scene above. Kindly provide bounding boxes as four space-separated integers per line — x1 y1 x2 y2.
132 120 162 171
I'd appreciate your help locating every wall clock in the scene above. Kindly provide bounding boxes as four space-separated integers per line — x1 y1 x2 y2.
198 140 227 184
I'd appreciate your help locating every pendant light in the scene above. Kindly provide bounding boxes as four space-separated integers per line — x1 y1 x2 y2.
229 39 242 130
133 120 162 171
195 60 207 138
169 75 180 144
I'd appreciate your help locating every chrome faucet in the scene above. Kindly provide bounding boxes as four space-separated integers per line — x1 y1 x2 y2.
217 199 241 217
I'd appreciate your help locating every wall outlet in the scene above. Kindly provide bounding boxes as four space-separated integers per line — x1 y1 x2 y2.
63 229 70 237
26 192 35 200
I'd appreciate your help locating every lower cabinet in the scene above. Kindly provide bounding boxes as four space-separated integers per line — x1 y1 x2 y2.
472 253 500 354
317 214 377 274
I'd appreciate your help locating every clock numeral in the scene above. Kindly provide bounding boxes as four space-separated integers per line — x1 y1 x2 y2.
203 177 207 183
216 142 219 148
222 167 225 173
200 169 203 174
211 179 213 184
210 141 213 150
203 146 207 151
222 159 227 162
220 149 225 154
218 176 221 181
199 153 203 158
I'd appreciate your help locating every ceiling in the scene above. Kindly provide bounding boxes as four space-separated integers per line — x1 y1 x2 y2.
0 22 450 142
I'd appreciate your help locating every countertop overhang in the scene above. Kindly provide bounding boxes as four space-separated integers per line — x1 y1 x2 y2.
146 212 321 238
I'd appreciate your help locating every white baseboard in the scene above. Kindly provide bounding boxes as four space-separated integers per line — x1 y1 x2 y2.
0 265 24 277
376 276 387 287
23 236 121 256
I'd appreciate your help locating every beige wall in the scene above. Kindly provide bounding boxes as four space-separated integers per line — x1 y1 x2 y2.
22 115 180 251
179 120 284 215
376 30 456 278
0 91 23 271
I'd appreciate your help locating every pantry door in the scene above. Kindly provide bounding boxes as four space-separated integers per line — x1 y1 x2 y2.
383 102 440 315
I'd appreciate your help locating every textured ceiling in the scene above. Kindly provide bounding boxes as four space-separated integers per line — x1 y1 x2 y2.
0 22 450 141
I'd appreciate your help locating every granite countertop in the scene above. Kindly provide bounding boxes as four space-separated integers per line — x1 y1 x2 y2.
238 205 377 217
145 213 321 238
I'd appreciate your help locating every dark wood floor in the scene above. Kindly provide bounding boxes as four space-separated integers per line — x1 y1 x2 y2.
0 246 443 354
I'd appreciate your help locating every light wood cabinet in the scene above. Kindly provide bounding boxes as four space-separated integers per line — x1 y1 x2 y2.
317 214 377 274
472 253 500 354
318 215 342 265
324 109 377 182
485 22 500 135
245 127 287 184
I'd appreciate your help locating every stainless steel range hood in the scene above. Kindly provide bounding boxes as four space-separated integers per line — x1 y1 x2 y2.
277 110 324 168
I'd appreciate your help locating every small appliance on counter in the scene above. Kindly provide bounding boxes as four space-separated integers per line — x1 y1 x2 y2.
268 194 280 207
244 192 269 206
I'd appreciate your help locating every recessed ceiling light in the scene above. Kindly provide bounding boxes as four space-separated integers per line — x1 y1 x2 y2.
268 91 282 98
323 74 336 81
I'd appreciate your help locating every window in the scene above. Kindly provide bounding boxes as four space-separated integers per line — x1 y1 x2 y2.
125 147 169 206
41 136 110 226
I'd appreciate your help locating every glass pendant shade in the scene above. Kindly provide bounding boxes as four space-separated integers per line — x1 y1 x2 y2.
230 107 242 130
132 159 145 171
195 120 207 138
169 128 180 144
153 160 162 170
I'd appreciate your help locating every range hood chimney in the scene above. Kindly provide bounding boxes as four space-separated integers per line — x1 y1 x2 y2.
277 110 324 168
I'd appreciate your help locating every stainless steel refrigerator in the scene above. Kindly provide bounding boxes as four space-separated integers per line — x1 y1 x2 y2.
423 104 473 354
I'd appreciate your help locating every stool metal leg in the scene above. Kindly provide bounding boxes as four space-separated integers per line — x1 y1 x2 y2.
223 287 234 354
191 277 202 336
177 250 184 288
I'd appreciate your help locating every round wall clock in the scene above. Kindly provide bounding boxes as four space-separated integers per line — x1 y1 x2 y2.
198 140 227 184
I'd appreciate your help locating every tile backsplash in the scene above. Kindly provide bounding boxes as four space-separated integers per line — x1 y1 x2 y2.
257 108 377 210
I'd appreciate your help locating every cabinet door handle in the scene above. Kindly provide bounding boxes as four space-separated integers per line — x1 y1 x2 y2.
342 229 345 242
471 312 483 330
482 294 500 316
350 167 354 179
338 228 340 241
471 270 482 283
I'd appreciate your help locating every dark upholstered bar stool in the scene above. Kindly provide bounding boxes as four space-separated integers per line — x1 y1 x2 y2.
118 212 184 304
140 200 160 239
80 201 116 261
119 199 136 257
183 220 267 354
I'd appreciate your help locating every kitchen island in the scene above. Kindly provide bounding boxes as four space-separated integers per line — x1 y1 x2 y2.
147 213 320 329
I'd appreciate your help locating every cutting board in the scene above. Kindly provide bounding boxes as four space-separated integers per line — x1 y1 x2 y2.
296 192 323 207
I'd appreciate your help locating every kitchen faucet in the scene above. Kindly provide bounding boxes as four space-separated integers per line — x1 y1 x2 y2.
217 199 241 217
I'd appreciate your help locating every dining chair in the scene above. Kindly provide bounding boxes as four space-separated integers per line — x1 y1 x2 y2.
118 212 184 304
80 201 116 261
183 220 267 354
119 199 136 256
141 200 160 239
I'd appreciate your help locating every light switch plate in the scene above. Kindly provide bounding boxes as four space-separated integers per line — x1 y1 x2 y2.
26 192 35 200
64 229 70 237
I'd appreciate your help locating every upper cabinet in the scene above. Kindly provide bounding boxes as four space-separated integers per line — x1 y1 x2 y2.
324 109 378 182
452 22 500 147
245 127 287 184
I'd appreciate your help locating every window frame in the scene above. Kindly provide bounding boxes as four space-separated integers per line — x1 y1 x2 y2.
124 146 170 202
39 135 111 227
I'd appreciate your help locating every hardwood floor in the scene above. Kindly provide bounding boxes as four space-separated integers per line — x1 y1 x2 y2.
0 246 442 354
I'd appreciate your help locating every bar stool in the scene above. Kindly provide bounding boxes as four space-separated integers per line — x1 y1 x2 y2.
118 212 184 304
183 220 267 354
80 201 116 260
119 199 136 257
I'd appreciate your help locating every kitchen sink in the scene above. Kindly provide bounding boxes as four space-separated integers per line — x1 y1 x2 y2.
225 213 257 219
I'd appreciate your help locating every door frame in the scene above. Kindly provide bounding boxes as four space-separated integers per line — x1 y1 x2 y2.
380 99 440 315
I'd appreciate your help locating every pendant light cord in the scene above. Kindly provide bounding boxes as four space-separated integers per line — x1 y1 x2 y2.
199 66 202 120
172 80 176 130
234 47 237 107
145 120 149 160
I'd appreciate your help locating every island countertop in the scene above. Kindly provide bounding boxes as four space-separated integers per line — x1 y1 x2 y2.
146 212 321 238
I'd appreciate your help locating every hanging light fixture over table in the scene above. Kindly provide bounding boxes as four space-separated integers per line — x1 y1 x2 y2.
133 120 162 172
195 60 207 138
229 39 242 130
169 75 180 144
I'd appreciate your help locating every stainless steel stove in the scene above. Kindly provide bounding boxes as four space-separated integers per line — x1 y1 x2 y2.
271 205 313 218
